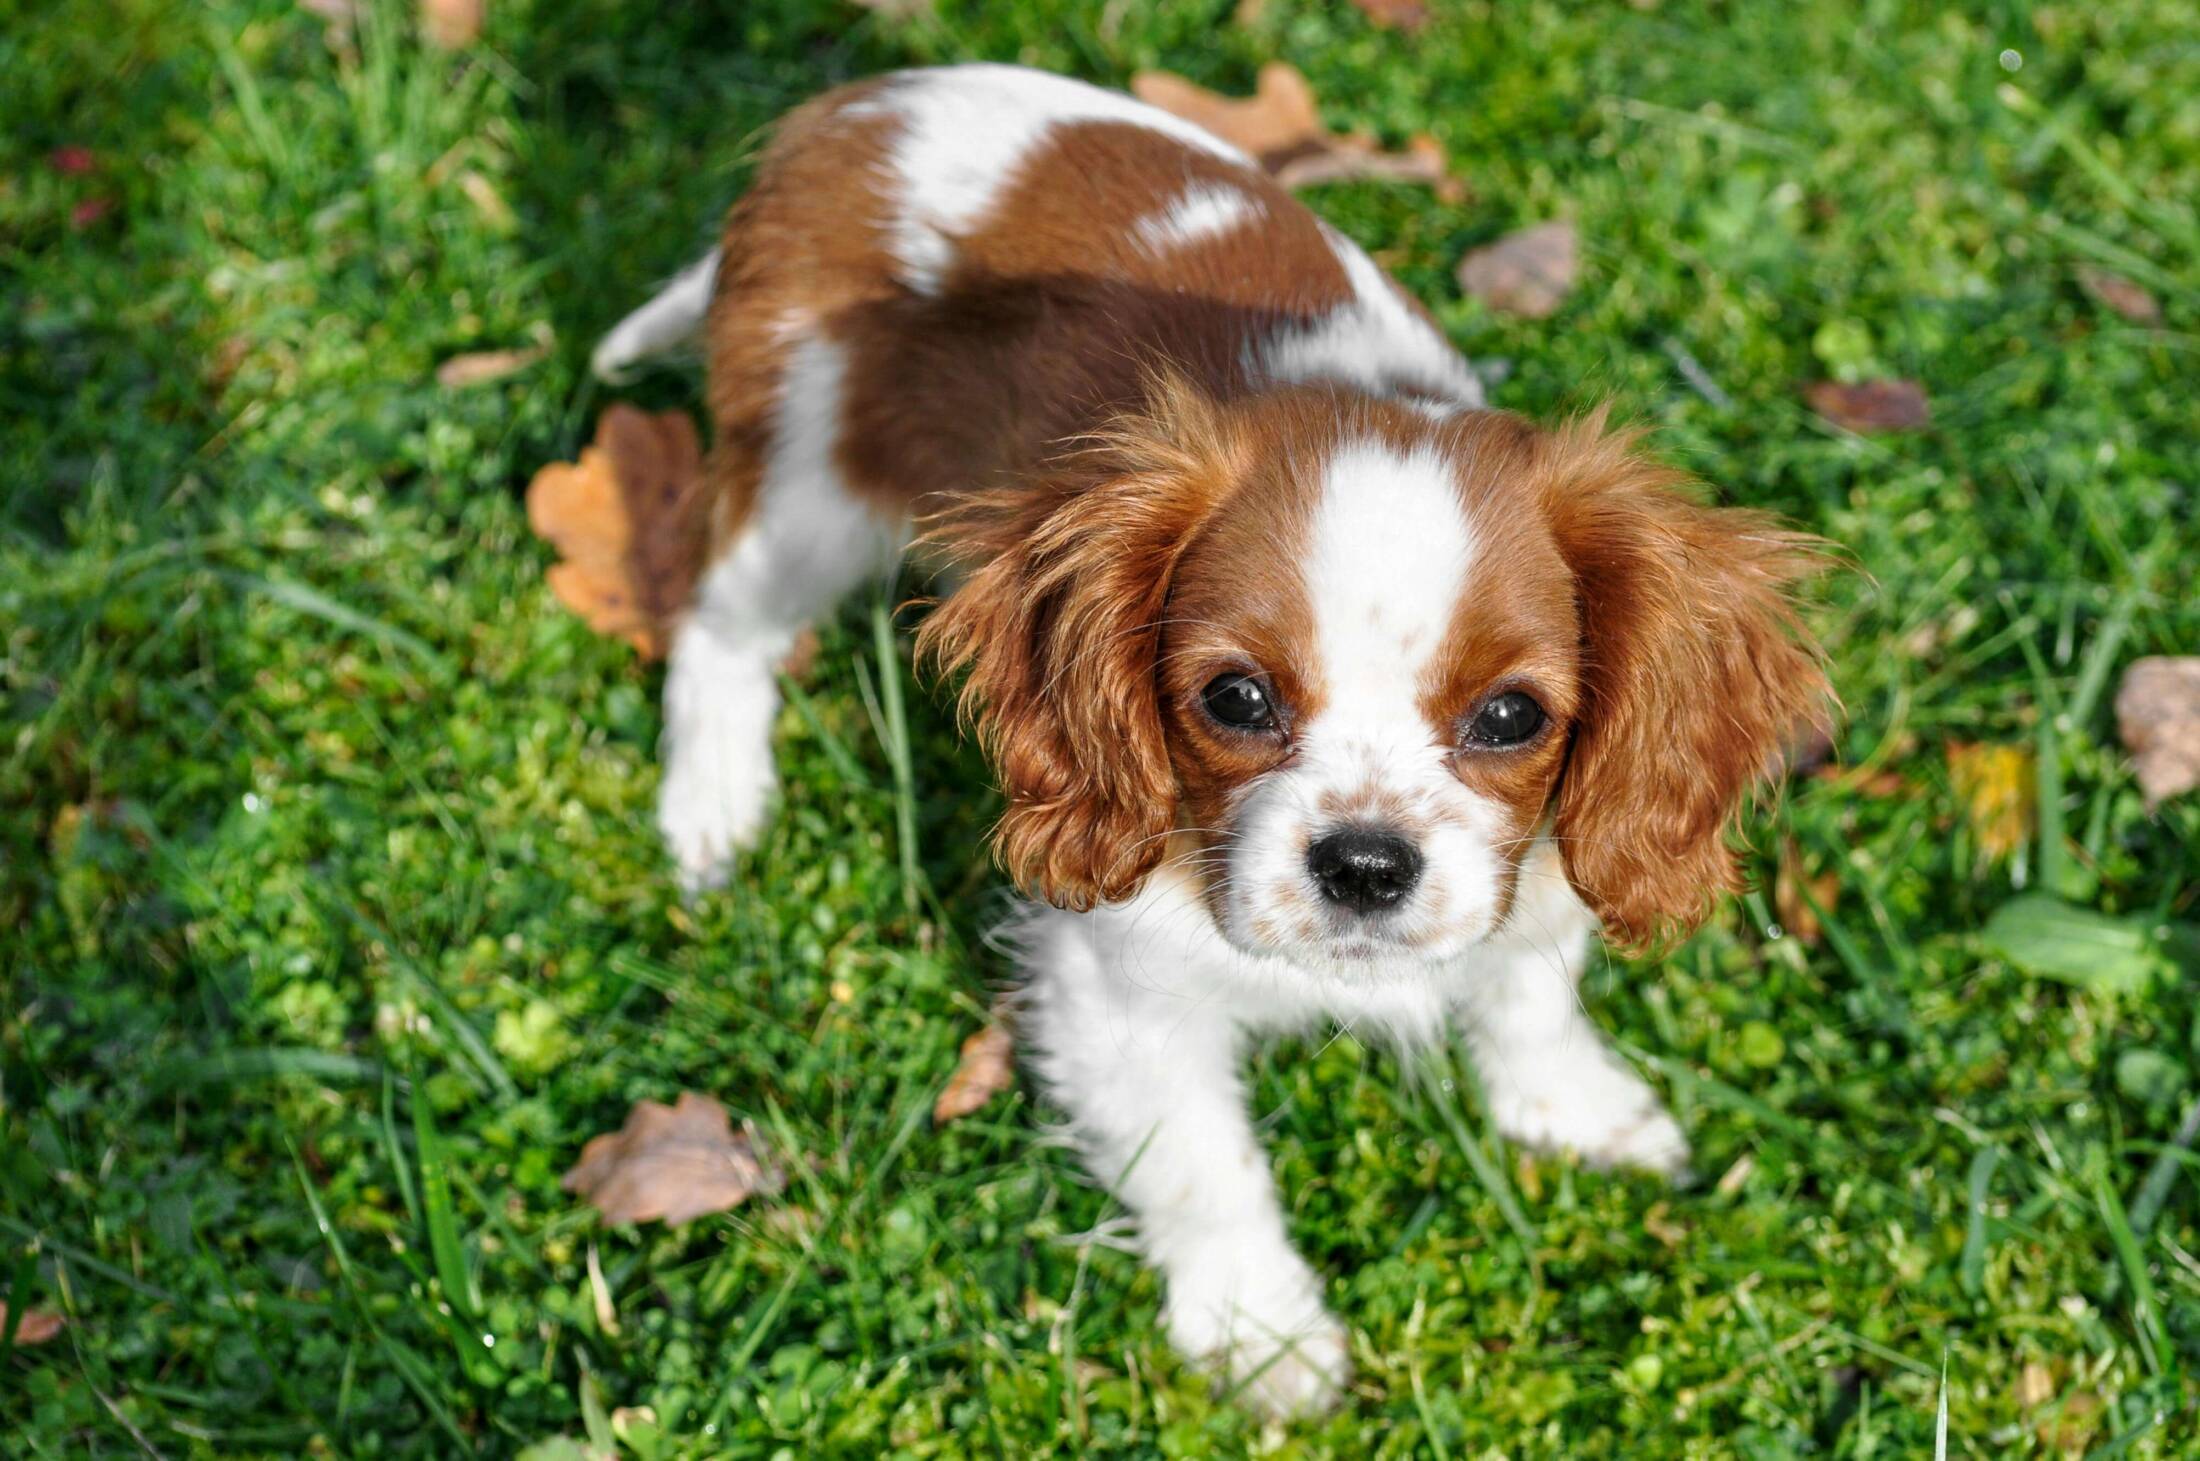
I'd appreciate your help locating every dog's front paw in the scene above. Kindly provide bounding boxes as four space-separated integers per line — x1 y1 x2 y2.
1484 1053 1691 1179
1165 1261 1350 1418
656 746 775 894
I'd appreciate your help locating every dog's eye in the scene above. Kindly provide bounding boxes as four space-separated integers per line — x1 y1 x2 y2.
1201 673 1278 731
1464 691 1546 748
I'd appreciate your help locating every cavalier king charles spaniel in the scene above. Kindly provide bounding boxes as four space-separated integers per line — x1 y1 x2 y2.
592 63 1829 1415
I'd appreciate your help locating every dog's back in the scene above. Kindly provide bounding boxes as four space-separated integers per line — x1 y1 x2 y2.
596 64 1481 557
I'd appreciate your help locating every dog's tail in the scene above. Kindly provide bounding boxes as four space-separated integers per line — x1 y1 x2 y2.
589 246 723 384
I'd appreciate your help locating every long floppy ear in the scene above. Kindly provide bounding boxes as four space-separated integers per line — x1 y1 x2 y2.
1538 417 1832 953
916 382 1240 911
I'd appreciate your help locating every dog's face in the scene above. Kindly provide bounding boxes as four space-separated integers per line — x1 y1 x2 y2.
1158 425 1583 968
922 385 1827 964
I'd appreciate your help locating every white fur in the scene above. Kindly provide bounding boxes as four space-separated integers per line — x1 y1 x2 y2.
1222 440 1507 966
1132 182 1263 253
1257 224 1485 412
656 332 904 890
850 64 1252 295
591 248 722 383
1018 840 1679 1416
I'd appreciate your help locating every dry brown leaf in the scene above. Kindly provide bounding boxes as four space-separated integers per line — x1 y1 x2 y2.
1455 221 1577 320
298 0 362 47
1277 133 1458 200
526 406 710 659
458 171 517 233
2116 657 2200 807
585 1242 620 1335
1642 1201 1688 1247
1130 64 1460 198
1814 761 1907 798
1772 838 1839 946
1947 742 2035 861
778 627 822 682
1781 720 1838 779
420 0 483 49
1804 379 1931 432
2046 1390 2103 1452
0 1304 66 1346
934 1020 1015 1124
2076 266 2162 326
561 1092 783 1227
1351 0 1431 28
436 344 546 389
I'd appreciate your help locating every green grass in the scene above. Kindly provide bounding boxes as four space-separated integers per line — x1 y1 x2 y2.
5 0 2198 1454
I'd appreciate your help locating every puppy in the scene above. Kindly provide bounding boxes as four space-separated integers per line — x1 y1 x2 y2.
592 63 1828 1416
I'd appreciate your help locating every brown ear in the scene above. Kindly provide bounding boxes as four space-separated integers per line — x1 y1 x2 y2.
916 383 1239 910
1539 418 1831 952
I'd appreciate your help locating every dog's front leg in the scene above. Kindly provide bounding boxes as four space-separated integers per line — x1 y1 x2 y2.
1019 906 1349 1418
1457 842 1691 1177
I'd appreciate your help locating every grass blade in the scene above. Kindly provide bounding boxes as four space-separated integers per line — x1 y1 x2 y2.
411 1086 479 1322
2094 1173 2174 1378
871 597 922 917
1960 1145 2000 1297
291 1143 473 1452
226 571 446 672
1933 1350 1949 1461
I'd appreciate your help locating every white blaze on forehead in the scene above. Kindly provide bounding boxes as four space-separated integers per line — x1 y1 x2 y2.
1217 436 1504 962
1257 223 1485 414
1132 182 1262 252
849 64 1253 295
1306 439 1478 718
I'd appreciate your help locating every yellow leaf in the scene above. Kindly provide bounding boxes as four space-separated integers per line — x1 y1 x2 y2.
1947 742 2035 861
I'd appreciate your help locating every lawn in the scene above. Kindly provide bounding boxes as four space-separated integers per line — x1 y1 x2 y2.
5 0 2198 1454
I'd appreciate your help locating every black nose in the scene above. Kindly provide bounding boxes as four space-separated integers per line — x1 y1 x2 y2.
1306 829 1423 915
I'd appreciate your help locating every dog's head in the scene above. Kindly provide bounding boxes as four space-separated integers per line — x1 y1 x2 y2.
921 382 1828 969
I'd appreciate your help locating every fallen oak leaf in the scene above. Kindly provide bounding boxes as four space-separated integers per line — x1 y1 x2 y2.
0 1303 66 1346
561 1091 783 1228
2116 657 2200 807
1132 63 1321 170
1456 221 1577 320
1805 378 1930 432
1130 63 1461 198
436 342 547 388
2076 266 2162 326
935 1019 1015 1124
525 405 711 659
